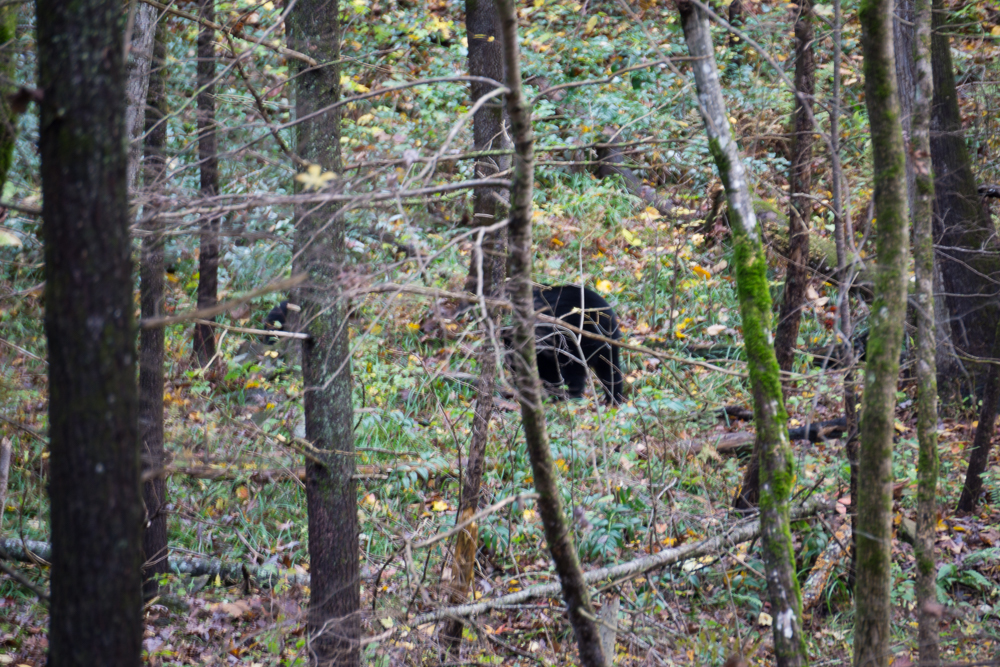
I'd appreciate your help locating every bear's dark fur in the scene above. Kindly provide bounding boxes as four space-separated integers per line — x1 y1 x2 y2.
263 301 289 344
523 285 623 404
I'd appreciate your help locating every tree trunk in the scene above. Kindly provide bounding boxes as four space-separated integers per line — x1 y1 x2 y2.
930 0 1000 366
677 4 808 666
140 19 170 601
442 0 509 655
193 0 220 366
38 1 143 665
957 321 1000 513
496 0 606 664
855 0 911 663
288 3 360 665
0 6 18 193
774 0 815 375
897 0 963 401
125 1 158 193
909 0 941 660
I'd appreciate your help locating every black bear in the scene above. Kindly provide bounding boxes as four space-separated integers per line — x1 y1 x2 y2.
516 285 623 405
263 301 289 344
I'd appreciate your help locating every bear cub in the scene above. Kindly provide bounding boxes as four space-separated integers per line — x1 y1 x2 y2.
519 285 623 405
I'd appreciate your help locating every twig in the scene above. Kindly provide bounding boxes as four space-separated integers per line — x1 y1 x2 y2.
140 273 306 329
193 318 308 340
0 337 46 364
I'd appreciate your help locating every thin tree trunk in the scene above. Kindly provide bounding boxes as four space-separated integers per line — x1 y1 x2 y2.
125 1 158 193
828 0 861 588
0 6 18 193
38 1 143 664
957 322 1000 513
442 0 509 655
193 0 220 366
288 3 360 665
910 0 941 660
496 0 606 664
855 0 911 663
774 0 815 375
140 20 170 601
677 4 808 666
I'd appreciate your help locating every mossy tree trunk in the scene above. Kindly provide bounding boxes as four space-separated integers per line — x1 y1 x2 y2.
855 0 911 663
0 6 18 193
288 2 360 665
193 0 220 367
496 0 606 664
677 4 807 667
38 1 143 664
139 20 170 601
442 0 509 655
909 0 941 660
774 0 814 375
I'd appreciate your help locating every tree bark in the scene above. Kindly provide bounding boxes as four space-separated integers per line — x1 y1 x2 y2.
193 0 220 366
677 4 808 666
896 0 963 401
140 20 170 601
496 1 606 665
125 1 159 193
0 6 18 193
856 0 910 663
957 321 1000 513
38 1 143 665
774 0 814 375
930 0 1000 366
909 0 941 660
288 2 360 665
442 0 509 655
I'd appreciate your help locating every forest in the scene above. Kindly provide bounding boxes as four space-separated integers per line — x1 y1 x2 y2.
0 0 998 665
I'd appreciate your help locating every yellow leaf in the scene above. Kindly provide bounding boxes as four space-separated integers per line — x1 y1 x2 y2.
0 230 21 246
691 265 711 279
295 163 338 191
406 322 420 331
584 15 599 35
595 279 613 294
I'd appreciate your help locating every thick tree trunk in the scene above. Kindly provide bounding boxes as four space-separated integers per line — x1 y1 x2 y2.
855 0 910 663
930 0 1000 365
193 0 220 366
677 4 807 667
38 1 143 665
140 21 170 601
897 0 963 400
125 2 158 193
288 3 360 665
774 0 814 375
496 1 606 665
0 7 18 192
909 0 941 660
442 0 509 655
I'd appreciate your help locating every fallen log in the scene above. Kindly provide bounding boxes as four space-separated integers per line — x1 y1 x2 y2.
406 495 827 627
0 538 307 589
